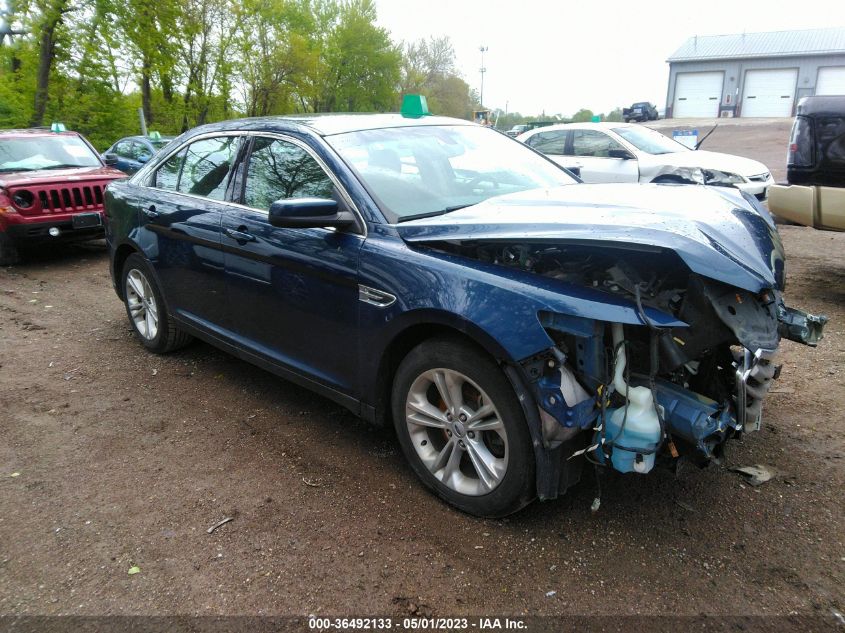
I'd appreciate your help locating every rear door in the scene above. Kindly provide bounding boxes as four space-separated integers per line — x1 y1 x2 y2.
524 130 574 173
569 130 639 183
222 134 364 394
135 134 243 332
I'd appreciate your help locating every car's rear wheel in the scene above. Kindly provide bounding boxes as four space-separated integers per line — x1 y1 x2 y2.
121 253 192 353
391 337 535 517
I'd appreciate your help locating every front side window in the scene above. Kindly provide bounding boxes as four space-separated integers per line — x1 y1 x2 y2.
178 136 240 201
113 141 134 159
154 148 186 191
242 137 334 210
134 142 153 162
571 130 626 157
527 130 568 155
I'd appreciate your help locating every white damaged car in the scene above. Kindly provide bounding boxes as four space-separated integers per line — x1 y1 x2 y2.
517 122 774 200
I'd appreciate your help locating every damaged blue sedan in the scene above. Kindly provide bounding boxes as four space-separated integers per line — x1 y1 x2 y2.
104 103 826 517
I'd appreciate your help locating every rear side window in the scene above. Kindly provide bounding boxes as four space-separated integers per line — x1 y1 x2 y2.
527 130 567 155
242 137 334 210
817 116 845 166
787 116 815 167
154 149 186 191
178 136 240 201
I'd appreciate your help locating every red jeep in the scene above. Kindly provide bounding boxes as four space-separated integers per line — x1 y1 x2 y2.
0 128 126 265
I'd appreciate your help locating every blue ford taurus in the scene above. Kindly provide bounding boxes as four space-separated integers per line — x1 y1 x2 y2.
104 108 825 517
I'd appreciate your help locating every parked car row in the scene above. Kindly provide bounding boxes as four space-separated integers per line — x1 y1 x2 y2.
0 100 828 517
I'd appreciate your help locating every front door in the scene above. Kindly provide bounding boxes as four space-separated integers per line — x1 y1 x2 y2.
569 130 639 183
222 135 363 394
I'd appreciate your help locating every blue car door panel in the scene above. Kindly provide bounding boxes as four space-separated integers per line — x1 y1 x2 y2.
222 135 363 393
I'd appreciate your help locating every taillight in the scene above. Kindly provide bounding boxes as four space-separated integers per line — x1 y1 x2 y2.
787 117 814 167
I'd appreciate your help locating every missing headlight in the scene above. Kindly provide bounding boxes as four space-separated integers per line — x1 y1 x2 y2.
12 190 34 209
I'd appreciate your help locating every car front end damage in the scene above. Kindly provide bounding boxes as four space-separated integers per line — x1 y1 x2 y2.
514 245 826 497
396 183 827 499
520 272 826 484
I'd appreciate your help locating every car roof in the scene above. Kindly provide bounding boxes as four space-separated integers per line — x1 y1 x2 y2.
797 95 845 117
115 135 175 143
184 113 475 138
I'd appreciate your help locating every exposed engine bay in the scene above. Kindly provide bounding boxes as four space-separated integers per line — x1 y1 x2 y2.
422 239 827 492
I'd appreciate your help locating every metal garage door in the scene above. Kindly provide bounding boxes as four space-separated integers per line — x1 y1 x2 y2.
816 66 845 95
741 68 797 117
673 72 723 118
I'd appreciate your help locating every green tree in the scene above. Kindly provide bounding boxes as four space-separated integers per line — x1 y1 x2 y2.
305 0 400 113
605 107 623 122
399 36 471 118
235 0 315 116
570 108 594 123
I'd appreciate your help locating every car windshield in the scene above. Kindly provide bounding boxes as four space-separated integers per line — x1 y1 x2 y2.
326 124 577 222
0 135 101 172
150 139 171 150
612 126 689 155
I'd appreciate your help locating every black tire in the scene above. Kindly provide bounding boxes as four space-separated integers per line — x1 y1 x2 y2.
120 253 192 353
391 337 536 517
0 232 20 266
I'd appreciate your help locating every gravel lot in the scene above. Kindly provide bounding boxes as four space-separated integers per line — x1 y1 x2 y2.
0 121 843 627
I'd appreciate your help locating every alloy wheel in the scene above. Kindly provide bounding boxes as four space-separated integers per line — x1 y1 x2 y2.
125 269 159 341
405 368 509 496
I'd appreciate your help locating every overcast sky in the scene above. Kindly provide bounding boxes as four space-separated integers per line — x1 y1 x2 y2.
374 0 845 117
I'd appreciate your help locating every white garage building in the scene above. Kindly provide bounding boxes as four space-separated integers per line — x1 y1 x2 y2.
666 27 845 118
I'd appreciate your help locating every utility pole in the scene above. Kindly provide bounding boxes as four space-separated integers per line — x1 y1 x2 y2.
479 46 488 108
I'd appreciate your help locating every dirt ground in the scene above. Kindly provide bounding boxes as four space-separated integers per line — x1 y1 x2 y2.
0 122 843 625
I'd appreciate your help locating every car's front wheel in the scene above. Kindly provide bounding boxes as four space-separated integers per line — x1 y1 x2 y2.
121 253 192 353
392 337 536 517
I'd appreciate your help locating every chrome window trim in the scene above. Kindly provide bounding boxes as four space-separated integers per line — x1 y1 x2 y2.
132 129 366 237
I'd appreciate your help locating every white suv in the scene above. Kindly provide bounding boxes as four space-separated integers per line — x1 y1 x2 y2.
517 122 774 199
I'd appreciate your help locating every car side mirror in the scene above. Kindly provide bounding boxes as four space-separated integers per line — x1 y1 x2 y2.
138 154 151 164
102 154 118 166
268 198 356 229
608 148 635 160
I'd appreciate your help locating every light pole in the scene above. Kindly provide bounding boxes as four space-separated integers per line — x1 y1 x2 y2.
479 46 488 108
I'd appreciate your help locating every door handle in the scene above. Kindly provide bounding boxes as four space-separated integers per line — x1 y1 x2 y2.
224 227 256 243
143 205 160 218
